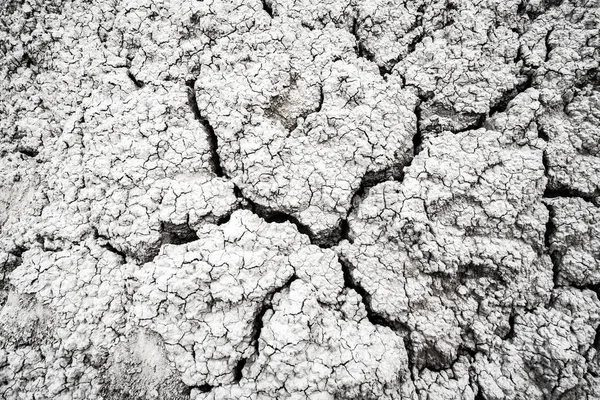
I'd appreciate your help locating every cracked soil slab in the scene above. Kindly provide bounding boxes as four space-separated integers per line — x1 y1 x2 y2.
1 0 600 399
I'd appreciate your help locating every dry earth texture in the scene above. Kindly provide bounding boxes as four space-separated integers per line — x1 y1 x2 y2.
1 0 600 399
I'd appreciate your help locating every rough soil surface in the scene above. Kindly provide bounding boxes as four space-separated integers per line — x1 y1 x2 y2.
1 0 599 399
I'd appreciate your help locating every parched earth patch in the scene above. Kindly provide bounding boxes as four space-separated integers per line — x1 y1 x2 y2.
1 1 599 399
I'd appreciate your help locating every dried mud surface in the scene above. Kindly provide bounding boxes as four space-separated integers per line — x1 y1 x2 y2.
1 0 600 399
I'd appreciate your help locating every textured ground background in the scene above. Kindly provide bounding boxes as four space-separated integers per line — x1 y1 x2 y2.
1 0 600 399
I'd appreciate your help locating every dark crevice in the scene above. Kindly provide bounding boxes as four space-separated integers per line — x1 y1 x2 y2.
315 85 324 113
543 0 565 10
21 52 36 68
339 256 409 332
301 21 314 31
419 345 477 373
261 0 273 18
450 71 534 134
8 246 27 259
525 10 541 20
234 183 355 248
92 229 128 261
236 192 316 241
233 184 245 201
544 28 554 62
413 125 423 157
334 97 425 244
351 17 366 59
543 203 562 287
487 72 534 116
577 284 600 298
248 299 272 356
574 67 599 90
543 199 554 251
339 219 350 242
521 0 564 20
364 164 407 186
139 215 229 263
355 40 375 64
517 0 527 16
538 125 549 141
453 114 487 134
186 79 224 178
542 127 599 206
593 324 600 353
503 313 517 340
474 384 486 400
16 147 39 157
185 384 213 394
159 221 200 247
406 3 427 54
351 16 382 74
261 211 313 237
233 358 246 382
236 274 298 381
253 274 298 347
513 43 524 64
413 99 426 157
1 249 23 307
215 213 233 226
198 384 213 393
336 181 370 245
405 335 416 383
100 241 127 261
543 187 600 205
407 30 426 54
339 255 416 377
415 350 452 373
127 70 144 88
378 65 392 79
336 160 411 244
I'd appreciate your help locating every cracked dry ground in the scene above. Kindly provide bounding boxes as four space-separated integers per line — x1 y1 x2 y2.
1 1 600 400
